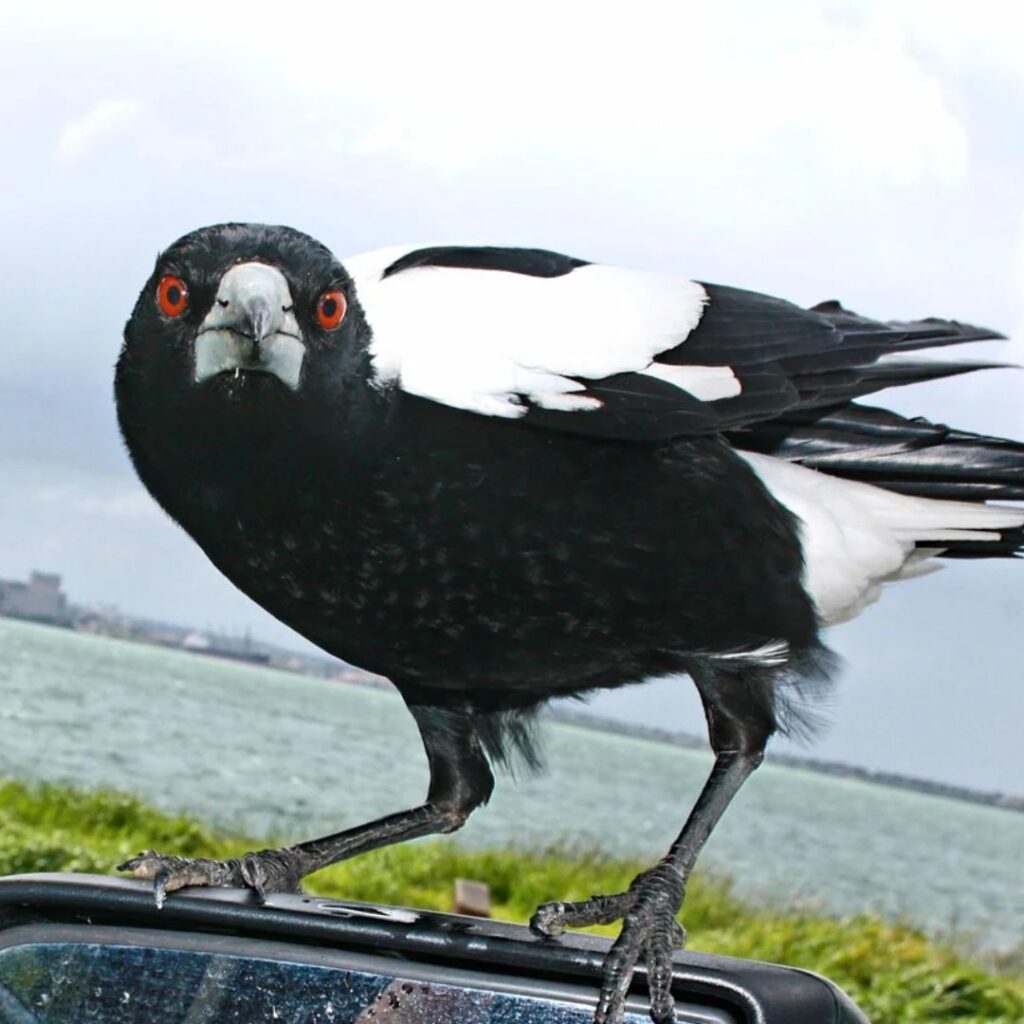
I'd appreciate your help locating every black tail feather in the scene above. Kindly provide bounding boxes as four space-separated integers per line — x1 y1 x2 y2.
732 401 1024 559
809 300 1006 349
733 402 1024 504
925 526 1024 559
776 301 1011 413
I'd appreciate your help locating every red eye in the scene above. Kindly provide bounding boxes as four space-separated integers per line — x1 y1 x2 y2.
157 275 189 317
316 289 346 330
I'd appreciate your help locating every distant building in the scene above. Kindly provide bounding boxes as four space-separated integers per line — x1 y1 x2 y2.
0 571 71 626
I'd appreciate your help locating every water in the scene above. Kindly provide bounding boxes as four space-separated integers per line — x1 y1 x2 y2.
1 617 1021 951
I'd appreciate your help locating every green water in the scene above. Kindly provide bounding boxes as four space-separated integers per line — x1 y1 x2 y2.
1 616 1021 950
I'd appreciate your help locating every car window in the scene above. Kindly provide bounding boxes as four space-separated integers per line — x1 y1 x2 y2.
0 942 658 1024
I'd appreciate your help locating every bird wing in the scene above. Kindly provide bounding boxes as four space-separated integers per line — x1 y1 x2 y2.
346 244 1006 442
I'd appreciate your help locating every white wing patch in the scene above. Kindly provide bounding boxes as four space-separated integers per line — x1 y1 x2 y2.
639 363 742 401
345 247 711 418
739 451 1024 625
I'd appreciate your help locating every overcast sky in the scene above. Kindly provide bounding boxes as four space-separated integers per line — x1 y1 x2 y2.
1 1 1022 791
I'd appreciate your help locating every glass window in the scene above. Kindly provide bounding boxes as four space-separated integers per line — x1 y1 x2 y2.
0 942 657 1023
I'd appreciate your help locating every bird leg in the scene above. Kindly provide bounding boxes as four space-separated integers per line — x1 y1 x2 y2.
120 705 495 907
531 667 772 1024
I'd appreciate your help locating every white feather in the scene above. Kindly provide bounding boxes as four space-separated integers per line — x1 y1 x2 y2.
710 640 791 667
738 451 1024 625
344 247 709 418
639 363 741 401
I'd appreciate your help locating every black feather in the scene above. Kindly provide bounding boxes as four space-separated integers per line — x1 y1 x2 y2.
673 283 840 364
383 244 589 279
731 402 1024 503
548 286 1010 442
524 372 721 440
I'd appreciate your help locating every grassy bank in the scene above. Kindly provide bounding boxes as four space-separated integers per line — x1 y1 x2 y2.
0 779 1020 1023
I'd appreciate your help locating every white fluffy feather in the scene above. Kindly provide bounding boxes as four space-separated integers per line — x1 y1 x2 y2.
345 247 710 417
739 452 1024 625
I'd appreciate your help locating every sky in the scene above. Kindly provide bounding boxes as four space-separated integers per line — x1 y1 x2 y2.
1 1 1023 791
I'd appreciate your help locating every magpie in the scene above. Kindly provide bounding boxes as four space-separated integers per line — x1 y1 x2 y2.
115 224 1024 1024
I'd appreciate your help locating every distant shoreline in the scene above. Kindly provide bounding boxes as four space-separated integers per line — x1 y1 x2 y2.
4 611 1022 815
545 704 1024 815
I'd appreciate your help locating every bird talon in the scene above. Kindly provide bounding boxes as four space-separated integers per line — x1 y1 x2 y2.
529 901 566 938
532 869 685 1024
153 868 169 910
117 850 245 901
240 852 269 903
646 919 677 1023
595 922 642 1024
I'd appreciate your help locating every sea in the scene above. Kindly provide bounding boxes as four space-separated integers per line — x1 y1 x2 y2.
1 616 1021 952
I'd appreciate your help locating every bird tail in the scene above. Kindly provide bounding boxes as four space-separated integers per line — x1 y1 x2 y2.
726 299 1023 557
749 301 1008 417
744 402 1024 558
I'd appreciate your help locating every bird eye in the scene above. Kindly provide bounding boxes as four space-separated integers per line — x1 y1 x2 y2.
156 275 189 318
316 289 347 330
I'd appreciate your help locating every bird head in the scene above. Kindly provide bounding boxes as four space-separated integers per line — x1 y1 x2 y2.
116 223 380 487
120 223 366 398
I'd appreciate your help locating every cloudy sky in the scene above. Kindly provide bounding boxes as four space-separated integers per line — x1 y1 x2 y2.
1 1 1022 791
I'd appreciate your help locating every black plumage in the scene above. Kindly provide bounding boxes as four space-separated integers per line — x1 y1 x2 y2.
383 243 590 278
115 225 1024 1024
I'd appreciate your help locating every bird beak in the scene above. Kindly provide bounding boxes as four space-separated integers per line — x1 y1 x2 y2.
194 262 305 390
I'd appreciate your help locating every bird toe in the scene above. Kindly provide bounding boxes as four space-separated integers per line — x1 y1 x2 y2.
117 850 245 904
594 918 645 1024
646 920 678 1023
530 891 634 938
529 901 568 937
239 848 304 900
595 897 682 1024
590 865 686 1024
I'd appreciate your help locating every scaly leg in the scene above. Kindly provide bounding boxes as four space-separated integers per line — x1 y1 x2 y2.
531 666 774 1024
120 705 494 907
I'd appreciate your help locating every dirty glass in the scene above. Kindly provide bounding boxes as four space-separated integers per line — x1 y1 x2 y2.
0 942 656 1023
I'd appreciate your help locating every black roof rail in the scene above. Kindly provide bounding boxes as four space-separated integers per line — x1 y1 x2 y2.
0 874 868 1024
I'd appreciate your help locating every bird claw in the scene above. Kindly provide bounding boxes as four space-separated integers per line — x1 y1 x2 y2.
530 892 632 937
239 850 292 902
529 901 568 938
530 863 686 1024
117 848 304 908
153 867 170 910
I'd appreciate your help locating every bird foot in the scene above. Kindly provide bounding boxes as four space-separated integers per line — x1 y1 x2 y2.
530 862 686 1024
117 847 305 908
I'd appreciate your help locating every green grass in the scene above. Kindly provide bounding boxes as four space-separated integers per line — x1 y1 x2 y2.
0 779 1020 1022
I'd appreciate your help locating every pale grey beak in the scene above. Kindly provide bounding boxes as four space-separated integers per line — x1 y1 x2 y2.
194 262 305 390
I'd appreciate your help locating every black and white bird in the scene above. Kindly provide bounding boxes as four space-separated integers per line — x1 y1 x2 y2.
115 224 1024 1024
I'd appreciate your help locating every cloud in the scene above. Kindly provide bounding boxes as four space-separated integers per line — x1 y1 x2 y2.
246 4 968 186
56 98 145 166
33 4 972 187
1 462 160 525
885 0 1024 81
